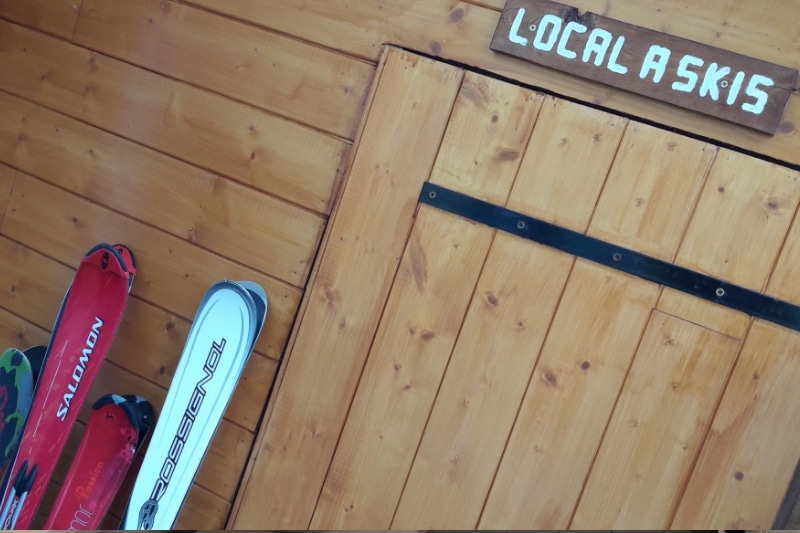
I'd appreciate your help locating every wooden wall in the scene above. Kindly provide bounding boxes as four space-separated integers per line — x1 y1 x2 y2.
0 0 798 529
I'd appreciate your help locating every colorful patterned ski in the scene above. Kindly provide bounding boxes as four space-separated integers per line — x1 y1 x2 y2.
45 394 154 530
0 243 136 529
121 280 267 530
0 349 34 479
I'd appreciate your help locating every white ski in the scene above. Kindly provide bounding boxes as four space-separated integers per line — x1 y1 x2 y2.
121 280 267 529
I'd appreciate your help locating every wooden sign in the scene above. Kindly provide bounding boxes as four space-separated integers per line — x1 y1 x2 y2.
490 0 798 134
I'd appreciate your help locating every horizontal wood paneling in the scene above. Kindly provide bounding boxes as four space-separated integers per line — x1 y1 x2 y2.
0 0 81 38
0 88 323 290
73 0 373 139
186 0 800 166
0 167 300 361
0 20 346 215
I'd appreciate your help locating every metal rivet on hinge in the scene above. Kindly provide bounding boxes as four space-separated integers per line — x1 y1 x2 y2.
716 287 725 297
428 191 437 199
612 253 622 262
517 221 526 230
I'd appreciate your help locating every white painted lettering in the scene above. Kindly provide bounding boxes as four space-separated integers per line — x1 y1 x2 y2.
606 36 628 74
639 45 671 83
508 7 528 47
699 62 731 101
726 71 746 105
532 14 562 51
742 74 774 114
582 28 613 66
672 54 704 92
556 21 587 59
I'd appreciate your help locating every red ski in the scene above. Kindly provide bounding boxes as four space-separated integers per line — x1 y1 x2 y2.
0 243 136 529
45 394 154 530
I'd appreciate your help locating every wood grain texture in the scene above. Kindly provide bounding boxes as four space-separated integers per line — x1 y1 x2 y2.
673 320 800 529
230 49 463 529
0 80 325 290
311 206 496 529
184 0 800 166
0 0 81 38
0 20 346 215
429 71 542 202
506 96 626 232
311 72 537 529
656 287 750 339
0 162 13 227
72 0 373 139
571 311 740 529
588 123 716 260
479 260 660 529
0 169 300 361
391 232 572 529
676 149 800 290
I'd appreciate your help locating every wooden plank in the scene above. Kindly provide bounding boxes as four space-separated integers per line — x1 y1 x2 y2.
587 122 716 260
677 148 800 290
657 287 750 340
73 0 373 140
311 71 536 529
506 96 626 232
175 484 231 530
0 171 301 361
571 311 740 528
0 231 275 434
0 162 14 227
0 0 81 39
0 306 49 352
184 0 800 166
311 205 496 528
429 71 543 202
673 320 800 529
230 49 463 529
479 259 660 528
491 0 797 134
0 82 325 289
391 232 572 529
768 191 800 304
0 20 346 215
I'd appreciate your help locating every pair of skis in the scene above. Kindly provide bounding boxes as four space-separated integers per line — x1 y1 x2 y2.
0 243 136 529
120 279 268 529
0 243 268 529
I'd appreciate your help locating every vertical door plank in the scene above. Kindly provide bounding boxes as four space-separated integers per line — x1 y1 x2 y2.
73 0 373 139
391 233 571 529
0 20 345 214
587 123 716 260
480 260 660 528
310 71 536 530
506 96 626 232
310 206 495 529
676 149 800 291
571 312 740 529
0 0 81 38
230 49 463 529
430 71 542 202
673 321 800 529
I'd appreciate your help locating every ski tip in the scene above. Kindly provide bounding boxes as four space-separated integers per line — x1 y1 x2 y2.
234 280 268 333
21 346 46 384
83 243 135 281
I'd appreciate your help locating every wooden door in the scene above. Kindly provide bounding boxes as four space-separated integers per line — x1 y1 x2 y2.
231 47 800 530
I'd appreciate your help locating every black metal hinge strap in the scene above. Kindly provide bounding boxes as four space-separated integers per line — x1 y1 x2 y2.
419 181 800 332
